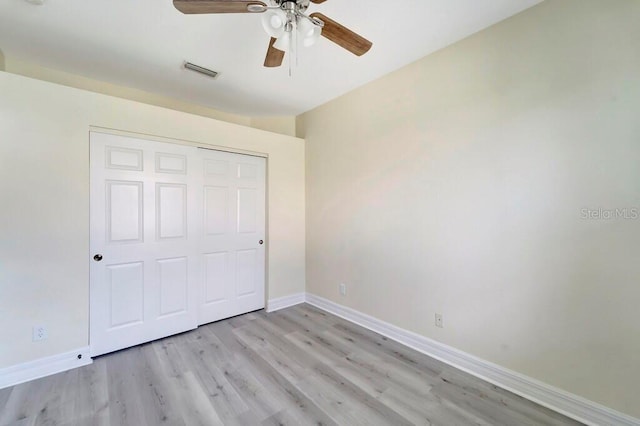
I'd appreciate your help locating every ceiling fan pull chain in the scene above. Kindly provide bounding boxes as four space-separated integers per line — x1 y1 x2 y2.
296 19 300 68
290 18 296 77
293 19 298 69
288 40 292 77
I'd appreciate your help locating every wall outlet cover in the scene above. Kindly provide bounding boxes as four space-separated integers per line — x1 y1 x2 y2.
33 325 48 341
435 313 443 328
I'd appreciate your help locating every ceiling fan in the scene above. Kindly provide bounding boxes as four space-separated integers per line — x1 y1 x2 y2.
173 0 373 68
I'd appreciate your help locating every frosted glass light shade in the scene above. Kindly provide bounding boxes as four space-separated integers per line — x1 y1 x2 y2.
297 17 315 37
302 25 321 47
297 17 322 47
261 10 287 38
273 31 291 52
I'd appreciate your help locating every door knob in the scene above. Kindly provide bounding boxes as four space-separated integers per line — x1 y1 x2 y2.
259 240 264 245
93 254 103 262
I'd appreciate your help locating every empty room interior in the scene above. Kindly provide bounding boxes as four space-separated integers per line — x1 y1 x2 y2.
0 0 639 425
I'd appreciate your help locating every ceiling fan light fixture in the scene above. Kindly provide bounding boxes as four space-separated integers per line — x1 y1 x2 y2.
297 16 315 37
261 9 287 38
273 31 291 52
301 25 321 47
297 16 322 47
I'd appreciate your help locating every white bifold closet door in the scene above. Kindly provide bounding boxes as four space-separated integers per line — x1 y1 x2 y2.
90 132 266 357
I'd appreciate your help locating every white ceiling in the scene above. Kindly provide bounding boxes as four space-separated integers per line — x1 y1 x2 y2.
0 0 542 116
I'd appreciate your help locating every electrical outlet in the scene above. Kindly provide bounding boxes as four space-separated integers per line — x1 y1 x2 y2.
339 283 347 296
33 325 47 342
435 313 443 328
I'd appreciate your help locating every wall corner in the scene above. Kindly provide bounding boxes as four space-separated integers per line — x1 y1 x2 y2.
295 114 305 139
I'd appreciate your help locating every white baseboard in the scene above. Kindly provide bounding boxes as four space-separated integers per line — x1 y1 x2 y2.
266 292 306 313
305 293 639 426
0 347 92 390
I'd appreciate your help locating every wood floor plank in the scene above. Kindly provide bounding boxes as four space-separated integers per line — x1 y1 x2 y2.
296 326 439 399
235 318 408 424
105 347 149 426
217 320 316 422
234 318 414 424
206 322 335 425
46 368 87 425
378 384 493 426
172 371 225 426
71 360 110 426
0 386 22 425
296 360 415 426
135 343 188 425
214 321 339 426
222 361 289 422
0 387 13 417
434 368 582 426
150 335 227 425
171 330 251 423
0 304 583 426
228 325 310 387
284 330 390 398
324 324 443 389
330 319 445 378
289 303 341 327
277 306 334 335
0 417 35 426
0 368 75 425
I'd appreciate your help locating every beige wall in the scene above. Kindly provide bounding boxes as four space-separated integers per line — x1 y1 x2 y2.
0 71 305 369
0 49 4 70
251 116 297 137
3 58 296 136
301 0 640 418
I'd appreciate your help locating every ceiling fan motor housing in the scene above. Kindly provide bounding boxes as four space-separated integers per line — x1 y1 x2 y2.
274 0 310 13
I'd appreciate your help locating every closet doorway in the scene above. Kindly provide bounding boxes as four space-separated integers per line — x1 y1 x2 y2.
89 131 266 356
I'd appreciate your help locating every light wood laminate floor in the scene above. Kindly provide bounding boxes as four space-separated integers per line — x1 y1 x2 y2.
0 304 583 425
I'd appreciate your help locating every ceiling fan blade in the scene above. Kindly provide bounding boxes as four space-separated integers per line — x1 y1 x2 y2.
264 37 285 67
310 12 372 56
173 0 267 14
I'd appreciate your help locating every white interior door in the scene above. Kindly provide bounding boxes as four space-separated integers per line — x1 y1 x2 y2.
199 148 266 325
90 132 200 356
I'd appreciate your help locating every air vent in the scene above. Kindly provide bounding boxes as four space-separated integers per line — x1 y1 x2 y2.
184 62 219 79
